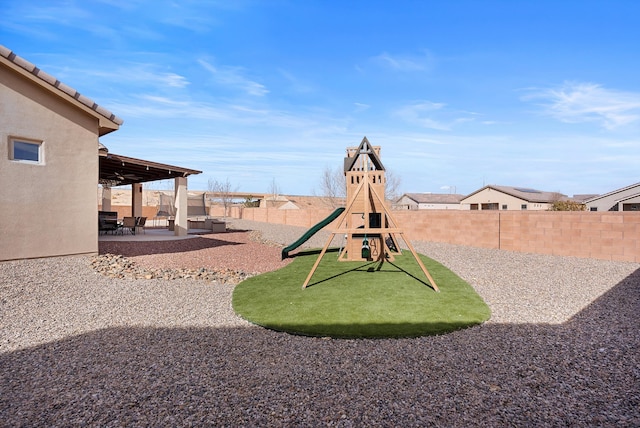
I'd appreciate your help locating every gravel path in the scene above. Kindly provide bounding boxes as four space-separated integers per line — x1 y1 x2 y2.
1 220 639 426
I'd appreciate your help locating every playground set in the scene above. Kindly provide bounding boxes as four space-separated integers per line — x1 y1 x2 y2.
282 136 439 291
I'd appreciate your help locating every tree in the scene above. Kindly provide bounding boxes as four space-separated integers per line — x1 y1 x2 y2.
314 165 346 208
314 165 402 207
548 192 586 211
384 169 402 202
208 178 238 217
268 177 281 198
244 196 260 207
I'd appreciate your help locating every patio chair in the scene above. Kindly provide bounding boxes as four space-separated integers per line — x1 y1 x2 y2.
121 216 137 235
135 216 147 234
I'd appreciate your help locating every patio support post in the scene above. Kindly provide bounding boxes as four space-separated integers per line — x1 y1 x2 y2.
174 176 188 236
101 186 112 211
132 183 143 217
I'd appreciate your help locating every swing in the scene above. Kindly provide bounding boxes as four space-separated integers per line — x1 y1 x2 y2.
361 235 371 259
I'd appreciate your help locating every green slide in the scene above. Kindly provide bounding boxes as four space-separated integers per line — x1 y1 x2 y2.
281 207 345 259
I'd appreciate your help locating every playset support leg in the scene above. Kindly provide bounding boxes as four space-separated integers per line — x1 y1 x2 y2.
302 234 335 288
400 234 439 292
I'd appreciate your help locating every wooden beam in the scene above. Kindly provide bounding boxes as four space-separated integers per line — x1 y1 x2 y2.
302 233 336 288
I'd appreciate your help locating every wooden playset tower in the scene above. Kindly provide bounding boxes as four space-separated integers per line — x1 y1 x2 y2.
341 137 391 262
302 137 438 290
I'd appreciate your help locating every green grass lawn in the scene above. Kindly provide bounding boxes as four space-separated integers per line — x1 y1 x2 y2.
232 248 491 338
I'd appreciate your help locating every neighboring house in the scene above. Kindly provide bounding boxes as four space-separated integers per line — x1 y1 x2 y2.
1 45 123 261
260 195 290 208
394 193 464 210
277 201 300 210
287 195 345 210
460 185 569 210
585 182 640 211
572 194 600 204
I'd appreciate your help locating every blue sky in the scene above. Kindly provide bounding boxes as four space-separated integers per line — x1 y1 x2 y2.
3 0 639 196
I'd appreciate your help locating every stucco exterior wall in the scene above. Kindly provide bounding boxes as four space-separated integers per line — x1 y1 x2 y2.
418 203 462 210
395 195 462 210
621 195 640 211
1 65 99 260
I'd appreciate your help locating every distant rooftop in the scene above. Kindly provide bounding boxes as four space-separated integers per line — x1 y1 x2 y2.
399 193 465 204
465 185 569 203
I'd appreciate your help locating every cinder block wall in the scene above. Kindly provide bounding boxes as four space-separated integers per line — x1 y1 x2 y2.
98 205 157 220
394 210 501 249
498 211 639 262
219 207 639 263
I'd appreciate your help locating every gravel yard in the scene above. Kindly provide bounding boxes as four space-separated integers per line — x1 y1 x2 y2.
1 219 639 426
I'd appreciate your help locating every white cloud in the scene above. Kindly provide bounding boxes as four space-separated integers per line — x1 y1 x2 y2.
523 81 640 130
198 59 268 96
110 92 347 132
371 50 434 72
278 69 314 94
393 101 474 130
49 61 190 91
162 73 190 88
112 95 230 120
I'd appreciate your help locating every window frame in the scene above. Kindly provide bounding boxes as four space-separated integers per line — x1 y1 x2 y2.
9 137 44 164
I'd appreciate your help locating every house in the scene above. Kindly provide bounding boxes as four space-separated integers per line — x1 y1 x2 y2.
260 194 290 208
394 193 464 210
460 185 569 210
0 45 125 261
1 45 200 261
277 201 300 210
584 182 640 211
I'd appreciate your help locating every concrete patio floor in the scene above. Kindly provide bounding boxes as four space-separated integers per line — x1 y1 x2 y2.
98 227 214 242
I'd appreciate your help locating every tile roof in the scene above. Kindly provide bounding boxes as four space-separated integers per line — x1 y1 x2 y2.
0 45 123 130
400 193 464 204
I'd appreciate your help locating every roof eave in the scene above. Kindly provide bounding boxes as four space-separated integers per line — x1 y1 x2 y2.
585 182 640 203
0 46 124 132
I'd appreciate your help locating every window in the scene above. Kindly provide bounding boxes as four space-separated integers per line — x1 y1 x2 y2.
502 204 508 210
10 138 43 164
521 204 528 210
590 207 598 212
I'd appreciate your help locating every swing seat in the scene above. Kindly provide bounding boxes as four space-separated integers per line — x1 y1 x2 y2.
361 238 371 259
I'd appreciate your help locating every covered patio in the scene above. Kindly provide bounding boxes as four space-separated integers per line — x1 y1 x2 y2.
99 145 202 237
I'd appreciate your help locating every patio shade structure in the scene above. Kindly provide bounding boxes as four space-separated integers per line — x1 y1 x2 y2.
99 148 202 236
99 152 202 186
